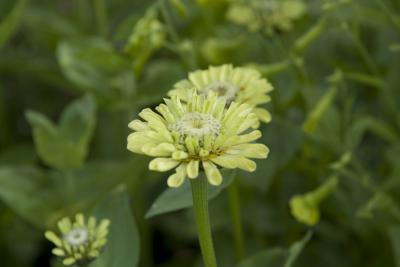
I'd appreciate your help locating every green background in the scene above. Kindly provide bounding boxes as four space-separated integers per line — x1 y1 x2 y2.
0 0 400 267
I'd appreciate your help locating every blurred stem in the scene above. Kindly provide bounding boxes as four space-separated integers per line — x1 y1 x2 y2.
0 88 11 146
93 0 108 38
348 26 379 76
374 0 400 32
159 0 180 43
132 185 154 267
191 176 218 267
227 178 245 261
159 0 198 69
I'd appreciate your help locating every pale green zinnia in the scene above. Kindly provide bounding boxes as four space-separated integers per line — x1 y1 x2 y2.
45 214 110 266
127 91 269 187
168 64 273 128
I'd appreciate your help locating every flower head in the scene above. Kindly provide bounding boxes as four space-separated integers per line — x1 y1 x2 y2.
290 176 338 226
45 214 110 266
127 91 269 187
168 65 273 128
227 0 306 34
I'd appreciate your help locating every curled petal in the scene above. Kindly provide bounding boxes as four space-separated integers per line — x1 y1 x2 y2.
149 158 180 172
202 161 222 186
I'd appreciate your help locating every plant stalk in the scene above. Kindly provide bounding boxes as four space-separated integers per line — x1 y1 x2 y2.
190 176 218 267
227 179 245 261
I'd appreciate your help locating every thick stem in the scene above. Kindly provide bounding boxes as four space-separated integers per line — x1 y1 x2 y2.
190 176 218 267
227 179 245 261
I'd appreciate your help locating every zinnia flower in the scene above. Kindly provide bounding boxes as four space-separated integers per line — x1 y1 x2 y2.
168 64 273 128
127 91 269 187
45 214 110 266
227 0 306 34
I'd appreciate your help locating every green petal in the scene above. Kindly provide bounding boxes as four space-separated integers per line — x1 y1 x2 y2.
88 216 97 230
187 160 199 178
52 248 65 256
172 150 188 160
230 143 270 159
211 155 238 169
149 158 180 172
75 213 85 227
128 119 149 131
253 108 272 123
45 231 62 247
62 257 76 266
167 164 186 187
57 217 72 234
203 161 223 186
236 157 257 172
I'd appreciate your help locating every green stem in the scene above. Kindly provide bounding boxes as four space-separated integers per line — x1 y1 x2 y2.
190 176 218 267
159 0 180 43
227 179 245 261
93 0 108 38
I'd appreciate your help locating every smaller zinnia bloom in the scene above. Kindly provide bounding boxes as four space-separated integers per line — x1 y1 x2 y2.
227 0 306 34
168 64 273 128
127 91 269 187
45 214 110 266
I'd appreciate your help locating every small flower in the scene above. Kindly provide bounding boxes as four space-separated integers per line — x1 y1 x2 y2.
168 64 273 128
127 91 269 187
45 214 110 266
226 0 306 34
290 176 338 226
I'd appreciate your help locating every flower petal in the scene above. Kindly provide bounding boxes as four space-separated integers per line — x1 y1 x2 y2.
228 143 269 159
211 155 238 169
149 158 180 172
45 231 62 247
236 157 257 172
187 160 199 178
203 161 223 186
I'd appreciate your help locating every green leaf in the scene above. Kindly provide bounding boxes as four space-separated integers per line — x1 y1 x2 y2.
250 118 303 191
90 187 140 267
0 165 57 228
284 231 313 267
237 231 313 267
0 0 27 48
389 227 400 267
57 37 136 109
25 95 96 170
145 169 236 219
136 60 184 106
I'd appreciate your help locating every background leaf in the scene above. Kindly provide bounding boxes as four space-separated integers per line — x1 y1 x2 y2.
145 169 236 218
237 231 313 267
25 95 96 170
90 186 140 267
0 0 27 48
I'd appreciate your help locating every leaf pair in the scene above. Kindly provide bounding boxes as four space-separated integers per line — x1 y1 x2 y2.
25 95 96 170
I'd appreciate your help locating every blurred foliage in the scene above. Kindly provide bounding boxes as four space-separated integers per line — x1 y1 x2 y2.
0 0 400 267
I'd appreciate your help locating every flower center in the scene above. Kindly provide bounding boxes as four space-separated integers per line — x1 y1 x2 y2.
170 112 221 141
202 81 239 104
64 228 89 246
